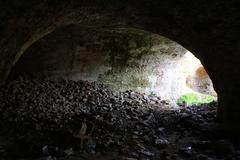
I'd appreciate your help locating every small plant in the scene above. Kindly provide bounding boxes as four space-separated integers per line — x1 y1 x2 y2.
149 91 157 97
201 95 215 104
177 93 198 106
176 92 215 106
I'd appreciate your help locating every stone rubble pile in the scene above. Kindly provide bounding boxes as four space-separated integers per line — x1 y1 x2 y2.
0 79 239 160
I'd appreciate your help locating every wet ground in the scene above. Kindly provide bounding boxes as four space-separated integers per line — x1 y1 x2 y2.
0 79 239 160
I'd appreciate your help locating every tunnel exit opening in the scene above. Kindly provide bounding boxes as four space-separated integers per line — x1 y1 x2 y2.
119 49 219 107
157 50 218 107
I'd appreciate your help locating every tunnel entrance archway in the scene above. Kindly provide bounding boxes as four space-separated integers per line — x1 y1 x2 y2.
8 25 217 107
0 0 240 133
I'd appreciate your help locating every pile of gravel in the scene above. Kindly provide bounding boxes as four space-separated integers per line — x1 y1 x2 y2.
0 79 238 160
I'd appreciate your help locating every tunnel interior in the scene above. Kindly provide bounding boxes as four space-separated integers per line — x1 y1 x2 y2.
0 1 240 159
0 25 234 160
9 25 217 107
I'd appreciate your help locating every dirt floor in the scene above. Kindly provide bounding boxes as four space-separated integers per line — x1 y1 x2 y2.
0 79 239 160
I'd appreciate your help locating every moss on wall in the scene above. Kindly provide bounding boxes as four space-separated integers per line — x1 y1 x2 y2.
9 25 187 98
99 70 150 90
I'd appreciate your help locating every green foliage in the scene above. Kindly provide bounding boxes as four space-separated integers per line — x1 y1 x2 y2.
177 93 198 106
201 95 215 103
177 92 215 106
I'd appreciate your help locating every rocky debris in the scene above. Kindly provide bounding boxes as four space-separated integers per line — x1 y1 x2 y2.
0 78 238 160
154 138 169 148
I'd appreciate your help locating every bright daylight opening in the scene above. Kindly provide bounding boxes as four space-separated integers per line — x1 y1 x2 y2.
166 51 217 106
128 50 218 107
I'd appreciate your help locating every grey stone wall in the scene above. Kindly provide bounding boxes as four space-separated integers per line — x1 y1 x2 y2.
9 25 190 103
